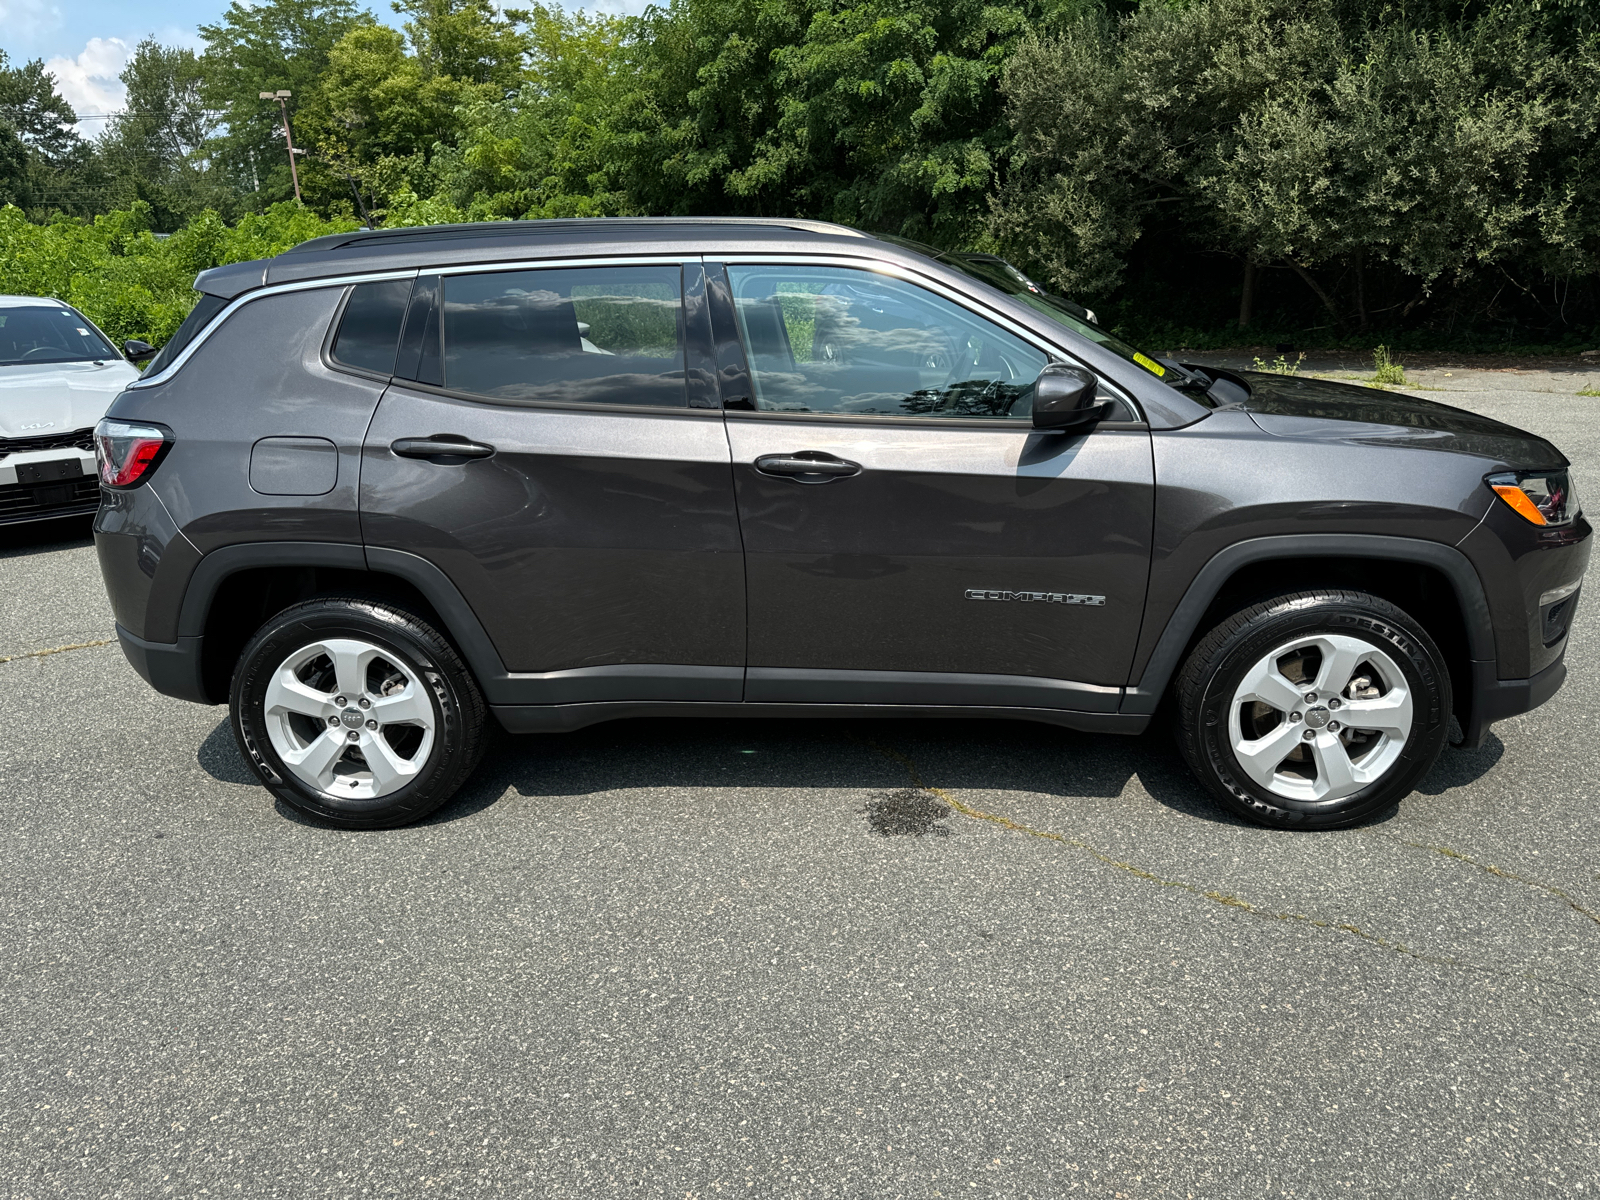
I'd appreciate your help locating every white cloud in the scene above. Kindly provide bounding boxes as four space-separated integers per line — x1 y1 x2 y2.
44 37 131 124
566 0 652 16
0 0 63 46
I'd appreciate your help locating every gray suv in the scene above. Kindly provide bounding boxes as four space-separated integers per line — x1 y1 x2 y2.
92 219 1591 830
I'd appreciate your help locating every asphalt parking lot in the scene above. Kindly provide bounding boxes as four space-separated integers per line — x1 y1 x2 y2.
3 374 1598 1199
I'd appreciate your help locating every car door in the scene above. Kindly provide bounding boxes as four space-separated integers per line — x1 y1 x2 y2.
358 261 746 704
709 260 1154 712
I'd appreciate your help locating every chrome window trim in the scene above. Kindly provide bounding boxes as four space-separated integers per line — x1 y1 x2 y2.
128 268 421 388
431 254 699 278
130 255 701 389
713 252 1139 415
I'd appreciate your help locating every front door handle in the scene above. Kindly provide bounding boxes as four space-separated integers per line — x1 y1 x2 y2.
753 452 862 483
391 436 495 460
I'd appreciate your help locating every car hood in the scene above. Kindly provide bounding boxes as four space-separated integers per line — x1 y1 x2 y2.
1232 371 1566 469
0 359 141 438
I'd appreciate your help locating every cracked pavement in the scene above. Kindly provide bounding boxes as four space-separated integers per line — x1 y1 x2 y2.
2 377 1598 1198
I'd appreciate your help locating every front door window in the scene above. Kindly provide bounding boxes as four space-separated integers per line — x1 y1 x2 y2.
724 265 1049 419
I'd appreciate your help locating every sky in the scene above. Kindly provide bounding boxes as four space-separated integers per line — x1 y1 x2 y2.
0 0 650 130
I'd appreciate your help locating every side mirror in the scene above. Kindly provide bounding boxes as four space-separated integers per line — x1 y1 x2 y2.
123 339 158 364
1032 364 1110 432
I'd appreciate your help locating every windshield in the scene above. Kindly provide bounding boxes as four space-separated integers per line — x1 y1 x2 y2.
0 305 119 366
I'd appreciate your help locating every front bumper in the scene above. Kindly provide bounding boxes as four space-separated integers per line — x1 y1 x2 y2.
116 624 211 705
1460 653 1569 750
0 474 100 525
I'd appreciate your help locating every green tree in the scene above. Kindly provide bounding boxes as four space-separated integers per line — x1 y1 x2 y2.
199 0 371 205
427 4 631 219
394 0 531 88
992 0 1585 334
0 126 32 210
0 51 80 162
101 40 230 228
620 0 1071 244
300 0 534 219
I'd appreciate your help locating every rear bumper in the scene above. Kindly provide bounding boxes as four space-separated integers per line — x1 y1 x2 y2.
116 624 211 704
1460 654 1568 750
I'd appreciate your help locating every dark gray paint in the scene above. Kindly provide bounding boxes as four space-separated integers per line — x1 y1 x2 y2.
99 288 382 641
1134 409 1502 684
360 384 745 685
725 416 1154 687
110 287 380 555
249 436 338 496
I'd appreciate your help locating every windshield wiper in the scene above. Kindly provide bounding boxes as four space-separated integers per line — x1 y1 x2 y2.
1158 357 1211 391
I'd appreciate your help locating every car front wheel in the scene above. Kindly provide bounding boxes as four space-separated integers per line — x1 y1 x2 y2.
230 598 487 829
1175 589 1451 829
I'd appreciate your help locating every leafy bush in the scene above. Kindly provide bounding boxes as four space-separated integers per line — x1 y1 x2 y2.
0 200 357 346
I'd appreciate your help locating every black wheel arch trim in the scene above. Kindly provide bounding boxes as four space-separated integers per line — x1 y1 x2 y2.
171 540 511 690
1122 534 1496 715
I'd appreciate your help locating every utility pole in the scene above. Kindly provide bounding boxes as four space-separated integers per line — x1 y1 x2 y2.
259 89 304 203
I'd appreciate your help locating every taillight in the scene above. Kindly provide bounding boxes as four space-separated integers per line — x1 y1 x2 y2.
1487 469 1580 527
95 419 171 488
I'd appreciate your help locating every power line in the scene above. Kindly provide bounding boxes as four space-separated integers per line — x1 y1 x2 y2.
70 110 229 121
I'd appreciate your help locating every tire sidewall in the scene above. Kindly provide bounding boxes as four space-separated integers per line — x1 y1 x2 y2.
1193 600 1449 827
231 604 467 825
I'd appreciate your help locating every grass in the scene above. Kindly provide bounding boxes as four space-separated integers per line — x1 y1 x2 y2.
1578 387 1600 397
1368 344 1408 387
1250 352 1306 375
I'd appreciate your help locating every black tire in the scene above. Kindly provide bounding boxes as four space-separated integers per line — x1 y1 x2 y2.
1175 589 1451 829
230 597 487 829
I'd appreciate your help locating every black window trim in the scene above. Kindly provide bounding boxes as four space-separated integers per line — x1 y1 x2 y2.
323 278 417 381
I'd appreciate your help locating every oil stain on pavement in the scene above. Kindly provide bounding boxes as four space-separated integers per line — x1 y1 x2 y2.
865 788 953 837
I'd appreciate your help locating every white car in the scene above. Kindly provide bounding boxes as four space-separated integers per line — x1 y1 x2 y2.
0 296 141 525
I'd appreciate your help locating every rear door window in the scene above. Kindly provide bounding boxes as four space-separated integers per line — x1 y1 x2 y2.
439 266 685 407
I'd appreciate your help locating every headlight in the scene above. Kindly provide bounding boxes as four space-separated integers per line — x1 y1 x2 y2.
1487 469 1579 527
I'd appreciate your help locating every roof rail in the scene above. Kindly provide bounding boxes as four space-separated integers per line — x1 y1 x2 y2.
279 216 870 257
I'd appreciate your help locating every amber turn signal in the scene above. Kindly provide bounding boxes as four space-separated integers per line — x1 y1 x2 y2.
1491 483 1548 525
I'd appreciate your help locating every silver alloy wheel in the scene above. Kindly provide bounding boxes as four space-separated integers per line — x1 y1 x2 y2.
262 637 436 799
1227 633 1414 804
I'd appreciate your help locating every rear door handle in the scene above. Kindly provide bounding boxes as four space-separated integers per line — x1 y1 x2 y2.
391 436 495 460
753 452 862 483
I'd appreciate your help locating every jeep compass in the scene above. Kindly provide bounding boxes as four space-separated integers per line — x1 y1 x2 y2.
92 219 1591 829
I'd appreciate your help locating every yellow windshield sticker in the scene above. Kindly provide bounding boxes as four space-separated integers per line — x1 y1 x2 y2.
1133 352 1166 378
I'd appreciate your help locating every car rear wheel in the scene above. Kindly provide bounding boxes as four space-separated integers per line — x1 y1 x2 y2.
230 598 487 829
1175 589 1451 829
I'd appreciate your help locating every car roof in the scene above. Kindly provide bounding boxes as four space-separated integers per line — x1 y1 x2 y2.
195 217 884 299
0 295 69 309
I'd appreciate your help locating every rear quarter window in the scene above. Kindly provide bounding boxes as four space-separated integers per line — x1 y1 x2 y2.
330 280 412 376
144 293 229 375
